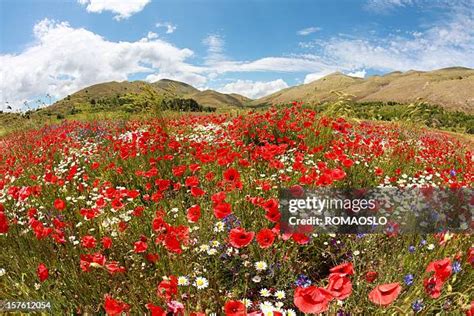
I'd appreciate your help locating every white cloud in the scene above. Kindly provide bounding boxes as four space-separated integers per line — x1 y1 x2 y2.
147 31 158 39
77 0 151 20
0 19 204 110
297 27 321 36
217 79 289 99
318 10 474 71
303 70 335 83
365 0 414 12
156 22 177 34
203 34 225 63
346 69 367 78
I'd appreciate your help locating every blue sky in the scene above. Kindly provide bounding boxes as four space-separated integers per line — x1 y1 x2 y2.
1 0 473 110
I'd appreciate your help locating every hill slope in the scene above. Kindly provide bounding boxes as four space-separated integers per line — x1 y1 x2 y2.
252 67 474 113
49 79 251 113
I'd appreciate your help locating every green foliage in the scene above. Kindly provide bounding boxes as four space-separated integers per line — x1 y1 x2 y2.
318 97 474 134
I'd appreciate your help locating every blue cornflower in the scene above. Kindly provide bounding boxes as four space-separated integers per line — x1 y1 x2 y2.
295 274 312 288
420 239 427 246
453 261 462 273
450 169 457 177
404 274 414 286
412 300 424 313
408 245 416 253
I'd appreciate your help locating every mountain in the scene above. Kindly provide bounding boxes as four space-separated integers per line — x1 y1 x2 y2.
252 67 474 113
50 79 251 112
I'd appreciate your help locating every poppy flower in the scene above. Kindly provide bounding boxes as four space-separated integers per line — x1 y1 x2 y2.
0 210 9 234
214 202 232 219
81 235 97 249
224 300 247 316
133 240 148 253
368 283 402 306
190 187 205 197
145 303 166 316
330 262 354 276
327 273 352 300
157 276 178 301
365 271 378 283
37 263 49 282
229 227 254 248
331 168 346 181
102 237 113 249
104 294 130 316
187 205 201 223
423 276 444 298
53 198 66 211
294 286 333 314
223 168 241 183
256 228 275 248
426 257 452 282
289 185 305 198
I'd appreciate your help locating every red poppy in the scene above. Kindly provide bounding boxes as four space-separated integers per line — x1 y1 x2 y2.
104 294 130 316
102 237 112 249
223 168 241 182
294 286 333 314
289 185 305 198
105 261 126 274
187 205 201 223
426 257 452 282
331 168 346 181
185 175 199 187
214 202 232 219
365 271 378 283
327 273 352 300
37 263 49 282
256 228 275 248
53 198 66 211
224 300 247 316
157 276 178 301
146 303 166 316
191 187 206 197
81 235 97 249
423 276 444 298
146 253 160 263
229 227 254 248
330 262 354 276
0 210 9 233
368 283 402 306
133 240 148 253
468 248 474 267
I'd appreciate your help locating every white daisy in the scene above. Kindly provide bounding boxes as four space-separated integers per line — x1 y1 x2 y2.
274 290 285 299
177 276 189 286
260 288 271 297
193 277 209 289
255 261 268 271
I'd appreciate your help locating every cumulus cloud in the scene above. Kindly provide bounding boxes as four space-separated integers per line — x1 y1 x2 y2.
303 70 335 84
156 22 177 34
297 27 321 36
77 0 151 20
346 69 367 78
217 79 289 99
0 19 204 110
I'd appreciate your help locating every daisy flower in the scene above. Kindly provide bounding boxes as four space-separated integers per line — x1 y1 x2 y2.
177 276 189 286
274 290 285 299
260 288 271 297
255 261 268 271
193 277 209 289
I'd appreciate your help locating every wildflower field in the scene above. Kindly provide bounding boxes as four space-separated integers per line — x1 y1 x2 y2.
0 103 473 315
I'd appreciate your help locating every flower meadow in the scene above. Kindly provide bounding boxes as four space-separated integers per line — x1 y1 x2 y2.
0 103 473 315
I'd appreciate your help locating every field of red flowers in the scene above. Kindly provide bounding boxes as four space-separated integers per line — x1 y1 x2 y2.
0 103 473 315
